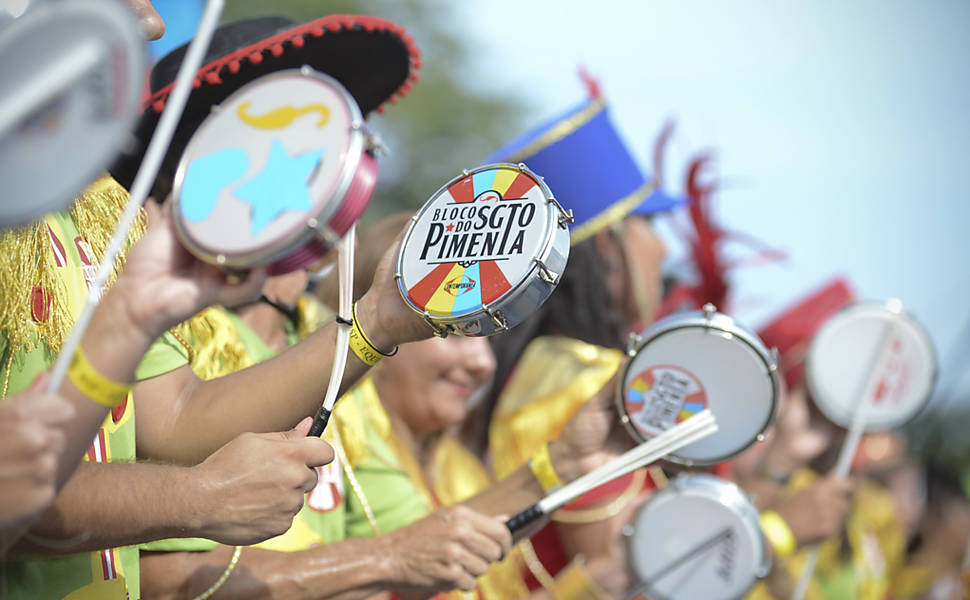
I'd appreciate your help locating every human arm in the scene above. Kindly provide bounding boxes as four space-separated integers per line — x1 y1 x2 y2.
14 418 332 555
49 209 266 488
132 226 433 465
770 474 853 548
461 371 632 539
140 505 512 600
0 376 75 554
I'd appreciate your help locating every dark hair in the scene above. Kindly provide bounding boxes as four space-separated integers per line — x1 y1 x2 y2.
468 233 628 452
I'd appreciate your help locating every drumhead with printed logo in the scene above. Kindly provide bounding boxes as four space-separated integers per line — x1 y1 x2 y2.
396 163 571 337
619 306 780 465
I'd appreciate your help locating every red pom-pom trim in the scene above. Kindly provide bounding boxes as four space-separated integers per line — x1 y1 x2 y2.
143 15 422 116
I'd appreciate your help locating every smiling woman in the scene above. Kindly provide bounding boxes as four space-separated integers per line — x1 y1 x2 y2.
375 335 496 437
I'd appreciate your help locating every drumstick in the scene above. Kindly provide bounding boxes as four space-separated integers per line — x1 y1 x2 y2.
0 38 103 137
643 526 734 584
308 224 356 437
505 410 717 534
46 0 226 396
567 411 717 504
791 321 897 600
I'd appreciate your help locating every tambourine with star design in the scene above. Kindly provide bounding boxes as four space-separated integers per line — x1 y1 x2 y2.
171 67 381 275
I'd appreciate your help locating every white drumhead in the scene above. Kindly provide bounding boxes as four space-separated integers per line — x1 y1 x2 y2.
621 312 778 464
0 0 144 226
806 302 935 430
628 474 766 600
173 69 361 266
397 163 556 320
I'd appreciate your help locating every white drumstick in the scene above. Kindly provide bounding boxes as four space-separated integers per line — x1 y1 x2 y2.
506 410 717 533
543 410 717 513
308 224 355 437
0 38 103 137
47 0 225 395
791 322 897 600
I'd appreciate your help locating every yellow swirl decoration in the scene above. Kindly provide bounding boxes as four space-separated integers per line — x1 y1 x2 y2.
236 101 330 130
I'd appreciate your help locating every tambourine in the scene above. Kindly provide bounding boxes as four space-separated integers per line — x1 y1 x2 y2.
806 300 936 430
0 0 144 226
396 163 572 336
626 473 769 600
619 304 780 465
172 67 381 275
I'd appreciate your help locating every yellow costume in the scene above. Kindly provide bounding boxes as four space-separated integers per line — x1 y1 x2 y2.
490 336 622 479
490 335 657 598
747 469 906 600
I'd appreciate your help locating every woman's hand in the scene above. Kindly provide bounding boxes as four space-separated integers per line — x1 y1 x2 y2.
112 205 266 341
549 370 634 480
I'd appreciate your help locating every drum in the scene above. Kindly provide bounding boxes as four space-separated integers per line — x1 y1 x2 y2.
626 472 769 600
396 163 572 337
172 67 380 275
805 300 936 430
618 304 780 465
0 0 144 226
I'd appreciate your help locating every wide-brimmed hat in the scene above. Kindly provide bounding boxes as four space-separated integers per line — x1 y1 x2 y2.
483 79 683 245
110 14 420 193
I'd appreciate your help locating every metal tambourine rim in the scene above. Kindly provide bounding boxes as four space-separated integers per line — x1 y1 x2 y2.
616 310 781 466
628 472 770 600
0 0 145 226
171 67 367 270
804 300 938 432
395 162 562 332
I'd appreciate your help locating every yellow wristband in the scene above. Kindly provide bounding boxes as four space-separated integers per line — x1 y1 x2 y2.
760 510 797 559
67 346 132 407
346 302 397 367
530 442 564 492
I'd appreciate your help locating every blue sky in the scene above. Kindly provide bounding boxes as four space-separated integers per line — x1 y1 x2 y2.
456 1 970 404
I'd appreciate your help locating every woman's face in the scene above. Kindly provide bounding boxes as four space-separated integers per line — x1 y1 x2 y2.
377 336 496 434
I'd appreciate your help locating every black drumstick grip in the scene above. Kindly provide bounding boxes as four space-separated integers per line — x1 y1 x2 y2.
505 503 543 534
308 406 331 438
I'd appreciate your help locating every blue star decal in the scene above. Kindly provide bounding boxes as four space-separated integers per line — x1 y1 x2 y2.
233 139 324 236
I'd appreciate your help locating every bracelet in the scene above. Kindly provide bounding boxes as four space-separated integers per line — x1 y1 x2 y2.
346 302 398 367
67 345 132 407
191 545 242 600
530 442 564 492
760 510 797 559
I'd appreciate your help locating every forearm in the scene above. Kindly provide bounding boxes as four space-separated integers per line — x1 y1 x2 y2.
137 292 394 465
463 440 581 541
15 461 204 555
141 539 397 600
56 285 164 485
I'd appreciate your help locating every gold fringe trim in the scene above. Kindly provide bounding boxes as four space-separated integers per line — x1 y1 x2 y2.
171 307 254 380
0 175 146 360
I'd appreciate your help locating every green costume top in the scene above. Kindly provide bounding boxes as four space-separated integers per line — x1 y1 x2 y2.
0 178 148 600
